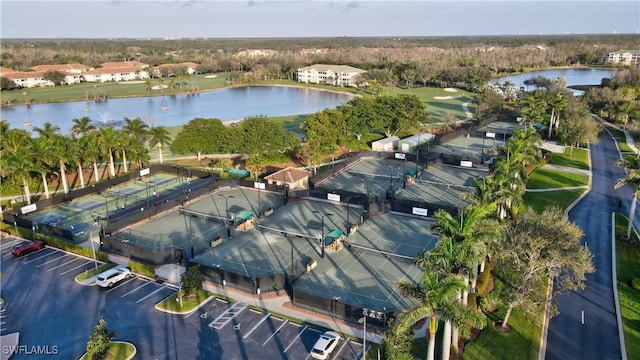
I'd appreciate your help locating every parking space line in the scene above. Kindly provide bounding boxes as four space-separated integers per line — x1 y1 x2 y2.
46 257 81 271
35 254 69 267
1 239 21 250
242 313 271 340
120 280 152 298
334 339 350 359
136 285 168 303
283 325 308 353
24 250 58 264
263 320 289 346
59 261 93 276
106 277 138 293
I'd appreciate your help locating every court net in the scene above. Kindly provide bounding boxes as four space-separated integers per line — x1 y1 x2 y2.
348 243 415 262
415 179 475 191
348 170 403 181
179 208 227 224
256 224 319 241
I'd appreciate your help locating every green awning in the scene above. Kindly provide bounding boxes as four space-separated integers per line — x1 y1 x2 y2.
405 169 416 177
326 229 344 240
236 210 255 221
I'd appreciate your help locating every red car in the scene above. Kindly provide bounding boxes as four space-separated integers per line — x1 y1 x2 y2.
12 240 45 257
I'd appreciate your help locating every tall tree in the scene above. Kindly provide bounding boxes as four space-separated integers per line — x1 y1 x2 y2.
52 135 71 194
615 156 640 239
71 116 96 137
96 127 119 177
30 137 55 199
395 271 467 360
148 126 172 164
498 207 593 330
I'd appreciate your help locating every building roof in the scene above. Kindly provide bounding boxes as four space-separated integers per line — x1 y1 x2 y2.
298 64 366 74
372 136 400 145
31 64 92 72
100 61 148 69
84 66 145 75
1 70 46 80
0 67 17 74
264 167 311 183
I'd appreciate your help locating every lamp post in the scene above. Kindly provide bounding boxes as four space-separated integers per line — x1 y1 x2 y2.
254 181 265 218
91 219 100 271
31 226 36 241
358 313 367 360
98 192 109 222
136 179 152 219
218 194 235 238
312 211 333 258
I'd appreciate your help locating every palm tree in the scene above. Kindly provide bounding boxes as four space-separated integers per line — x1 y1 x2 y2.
148 126 171 164
617 101 636 129
71 116 96 137
82 134 102 183
96 127 119 177
67 137 88 188
615 156 640 239
122 117 149 145
4 146 35 204
30 137 55 199
33 122 61 141
547 91 569 138
245 155 265 180
52 135 71 193
0 119 9 135
395 271 466 360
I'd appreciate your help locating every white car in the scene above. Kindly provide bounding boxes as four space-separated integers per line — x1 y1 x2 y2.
311 331 341 359
96 266 132 288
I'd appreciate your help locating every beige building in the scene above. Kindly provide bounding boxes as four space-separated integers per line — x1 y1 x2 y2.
296 64 366 87
605 50 640 66
264 167 311 190
82 61 149 83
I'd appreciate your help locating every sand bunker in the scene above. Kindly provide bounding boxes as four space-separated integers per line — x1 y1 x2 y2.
444 88 458 92
119 81 145 84
433 95 462 100
205 75 218 78
151 85 169 90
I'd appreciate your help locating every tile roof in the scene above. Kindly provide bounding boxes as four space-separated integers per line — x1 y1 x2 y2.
264 167 311 183
31 64 92 72
100 61 148 68
297 64 366 73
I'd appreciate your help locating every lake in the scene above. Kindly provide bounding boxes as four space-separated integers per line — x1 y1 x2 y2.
491 68 615 94
0 86 354 134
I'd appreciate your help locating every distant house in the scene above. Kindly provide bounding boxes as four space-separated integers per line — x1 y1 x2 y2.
296 64 366 87
1 63 93 88
83 61 149 83
264 167 311 190
155 62 200 77
605 50 640 66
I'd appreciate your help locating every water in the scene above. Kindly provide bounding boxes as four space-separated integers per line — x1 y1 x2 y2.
491 68 615 95
0 86 354 134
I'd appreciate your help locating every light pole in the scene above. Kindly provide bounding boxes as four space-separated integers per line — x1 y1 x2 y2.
136 179 152 219
218 194 235 238
312 211 333 258
98 192 109 222
91 218 100 271
31 226 36 241
358 313 367 360
254 181 265 218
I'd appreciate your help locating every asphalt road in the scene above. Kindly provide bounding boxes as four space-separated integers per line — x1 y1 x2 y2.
545 130 626 360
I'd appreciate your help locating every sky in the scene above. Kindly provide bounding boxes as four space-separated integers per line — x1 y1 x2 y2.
1 1 638 39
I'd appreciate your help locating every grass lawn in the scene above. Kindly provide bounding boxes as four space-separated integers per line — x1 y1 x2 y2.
614 214 640 359
75 262 116 282
522 189 585 214
526 168 589 189
80 342 136 360
606 126 635 154
155 289 213 313
548 148 589 170
463 305 541 360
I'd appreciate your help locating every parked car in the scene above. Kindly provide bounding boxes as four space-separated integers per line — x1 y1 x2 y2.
11 240 44 257
95 266 132 288
311 331 341 359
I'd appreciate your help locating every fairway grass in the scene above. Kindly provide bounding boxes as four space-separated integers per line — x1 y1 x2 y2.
391 87 476 122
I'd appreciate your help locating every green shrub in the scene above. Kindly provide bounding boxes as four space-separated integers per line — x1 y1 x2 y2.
631 278 640 291
9 227 109 262
128 259 156 278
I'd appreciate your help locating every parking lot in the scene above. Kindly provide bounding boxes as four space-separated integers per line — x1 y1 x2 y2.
0 238 364 359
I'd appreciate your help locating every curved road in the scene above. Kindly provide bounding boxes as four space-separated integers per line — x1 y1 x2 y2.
545 129 627 359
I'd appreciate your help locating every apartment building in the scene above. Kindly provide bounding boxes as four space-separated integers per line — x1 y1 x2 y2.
296 64 366 87
605 50 640 66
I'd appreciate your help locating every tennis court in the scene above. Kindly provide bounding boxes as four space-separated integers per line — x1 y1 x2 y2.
478 119 529 138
